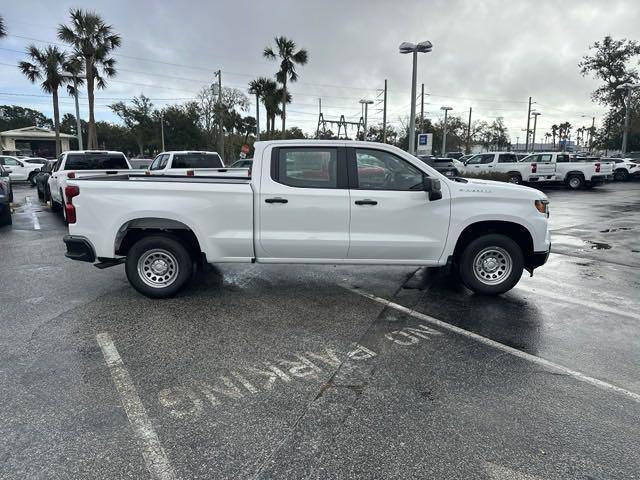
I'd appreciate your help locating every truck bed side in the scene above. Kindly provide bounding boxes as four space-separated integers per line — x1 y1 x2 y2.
67 176 254 262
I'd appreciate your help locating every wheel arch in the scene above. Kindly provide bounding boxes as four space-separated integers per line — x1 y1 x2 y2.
115 217 204 259
452 220 534 269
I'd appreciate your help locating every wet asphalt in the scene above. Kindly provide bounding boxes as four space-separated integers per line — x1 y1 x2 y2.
0 181 639 479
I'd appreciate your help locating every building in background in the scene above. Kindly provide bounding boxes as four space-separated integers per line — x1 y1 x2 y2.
0 126 74 158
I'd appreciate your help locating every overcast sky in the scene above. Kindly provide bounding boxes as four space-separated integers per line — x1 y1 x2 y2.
2 0 639 143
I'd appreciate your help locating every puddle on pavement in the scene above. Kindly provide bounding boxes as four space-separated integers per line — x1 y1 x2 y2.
600 227 632 233
587 241 612 250
552 234 612 251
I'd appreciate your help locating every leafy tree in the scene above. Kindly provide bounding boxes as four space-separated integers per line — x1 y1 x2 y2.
0 15 6 38
110 95 154 155
94 120 137 154
197 86 249 148
154 102 205 152
263 36 308 137
0 105 53 131
551 124 559 149
58 9 121 149
488 117 510 150
18 45 70 156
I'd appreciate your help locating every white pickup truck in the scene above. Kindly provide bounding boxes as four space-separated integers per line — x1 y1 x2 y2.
520 152 613 189
148 151 227 175
0 155 45 185
48 150 140 214
459 152 556 184
62 140 551 298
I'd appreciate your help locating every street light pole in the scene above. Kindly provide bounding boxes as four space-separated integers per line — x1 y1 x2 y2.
215 70 224 160
160 112 165 151
61 73 85 150
359 99 374 141
531 111 541 152
440 106 452 155
525 96 532 152
399 41 433 155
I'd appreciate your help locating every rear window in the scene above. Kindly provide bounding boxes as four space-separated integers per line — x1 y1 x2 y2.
171 153 223 169
65 153 128 170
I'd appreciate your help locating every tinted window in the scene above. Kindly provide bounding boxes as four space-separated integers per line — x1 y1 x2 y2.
149 155 163 171
466 154 494 165
40 163 53 173
2 157 20 166
276 148 338 188
65 153 128 170
159 154 170 169
171 153 223 169
498 154 517 163
556 154 569 163
356 149 423 190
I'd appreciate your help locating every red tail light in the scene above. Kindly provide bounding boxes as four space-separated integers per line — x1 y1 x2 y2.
531 163 537 174
187 170 194 177
64 185 80 224
67 172 76 179
595 162 601 173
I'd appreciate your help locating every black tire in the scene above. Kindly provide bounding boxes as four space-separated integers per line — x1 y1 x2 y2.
458 234 524 295
507 173 522 184
37 184 44 201
566 174 584 190
0 206 11 226
9 186 13 204
614 169 629 181
125 235 194 298
28 172 37 187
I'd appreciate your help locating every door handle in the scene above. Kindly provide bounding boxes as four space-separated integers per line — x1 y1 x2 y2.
265 197 288 204
355 199 378 206
487 165 494 168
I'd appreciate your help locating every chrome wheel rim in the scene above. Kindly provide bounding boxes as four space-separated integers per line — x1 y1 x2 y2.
137 249 179 289
473 247 512 285
569 177 580 188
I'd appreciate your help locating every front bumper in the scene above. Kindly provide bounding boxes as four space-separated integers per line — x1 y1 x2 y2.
528 248 550 270
63 235 96 262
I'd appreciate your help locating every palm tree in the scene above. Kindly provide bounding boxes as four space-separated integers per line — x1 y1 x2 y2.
18 45 70 156
0 15 6 38
58 9 121 149
248 77 275 139
551 124 558 149
544 132 552 147
263 36 308 137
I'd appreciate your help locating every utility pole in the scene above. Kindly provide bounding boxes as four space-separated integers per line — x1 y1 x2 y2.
382 79 388 143
360 99 374 141
531 111 541 152
160 112 165 151
466 107 472 154
524 96 532 152
589 116 595 153
616 84 639 154
409 51 418 154
215 70 224 161
420 83 425 133
254 93 260 142
71 76 83 150
440 106 452 155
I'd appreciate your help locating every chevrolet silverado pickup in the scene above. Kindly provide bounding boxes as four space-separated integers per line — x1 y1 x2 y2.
459 152 556 184
63 140 551 298
521 152 613 189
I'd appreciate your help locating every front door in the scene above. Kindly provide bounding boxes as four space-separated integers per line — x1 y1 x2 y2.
0 157 28 181
257 145 350 260
347 147 450 263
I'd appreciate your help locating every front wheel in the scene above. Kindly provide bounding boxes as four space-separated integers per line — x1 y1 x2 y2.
125 235 193 298
507 173 522 184
614 169 629 181
458 234 524 295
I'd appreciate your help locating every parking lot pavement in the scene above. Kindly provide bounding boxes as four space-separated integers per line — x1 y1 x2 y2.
1 181 639 479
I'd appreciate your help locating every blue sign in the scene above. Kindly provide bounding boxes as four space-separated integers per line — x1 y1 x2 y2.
419 134 428 145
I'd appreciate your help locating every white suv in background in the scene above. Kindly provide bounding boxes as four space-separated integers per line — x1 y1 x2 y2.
0 155 45 185
606 158 639 181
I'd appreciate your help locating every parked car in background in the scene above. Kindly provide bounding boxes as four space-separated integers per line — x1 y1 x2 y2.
520 152 613 189
416 155 459 177
129 158 153 170
605 158 639 181
459 152 556 184
48 150 135 215
0 164 12 226
0 155 44 185
231 159 253 169
22 157 49 165
35 160 56 201
444 152 464 160
147 151 224 175
63 140 551 298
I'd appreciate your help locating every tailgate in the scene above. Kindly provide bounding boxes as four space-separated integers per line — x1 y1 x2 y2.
71 169 146 178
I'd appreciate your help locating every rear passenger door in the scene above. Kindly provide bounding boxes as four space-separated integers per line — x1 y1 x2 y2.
257 146 350 260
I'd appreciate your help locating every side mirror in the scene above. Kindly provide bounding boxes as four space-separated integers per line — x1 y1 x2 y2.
422 176 442 201
0 170 7 177
3 169 12 175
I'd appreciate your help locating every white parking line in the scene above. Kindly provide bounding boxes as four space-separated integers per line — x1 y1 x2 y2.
25 196 40 230
345 287 640 404
96 333 178 480
515 284 640 321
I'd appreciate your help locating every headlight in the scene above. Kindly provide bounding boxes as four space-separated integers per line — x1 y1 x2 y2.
535 199 549 216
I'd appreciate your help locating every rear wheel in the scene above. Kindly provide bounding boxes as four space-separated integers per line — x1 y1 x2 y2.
0 206 11 226
567 174 584 190
125 235 193 298
458 234 524 295
28 172 37 187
